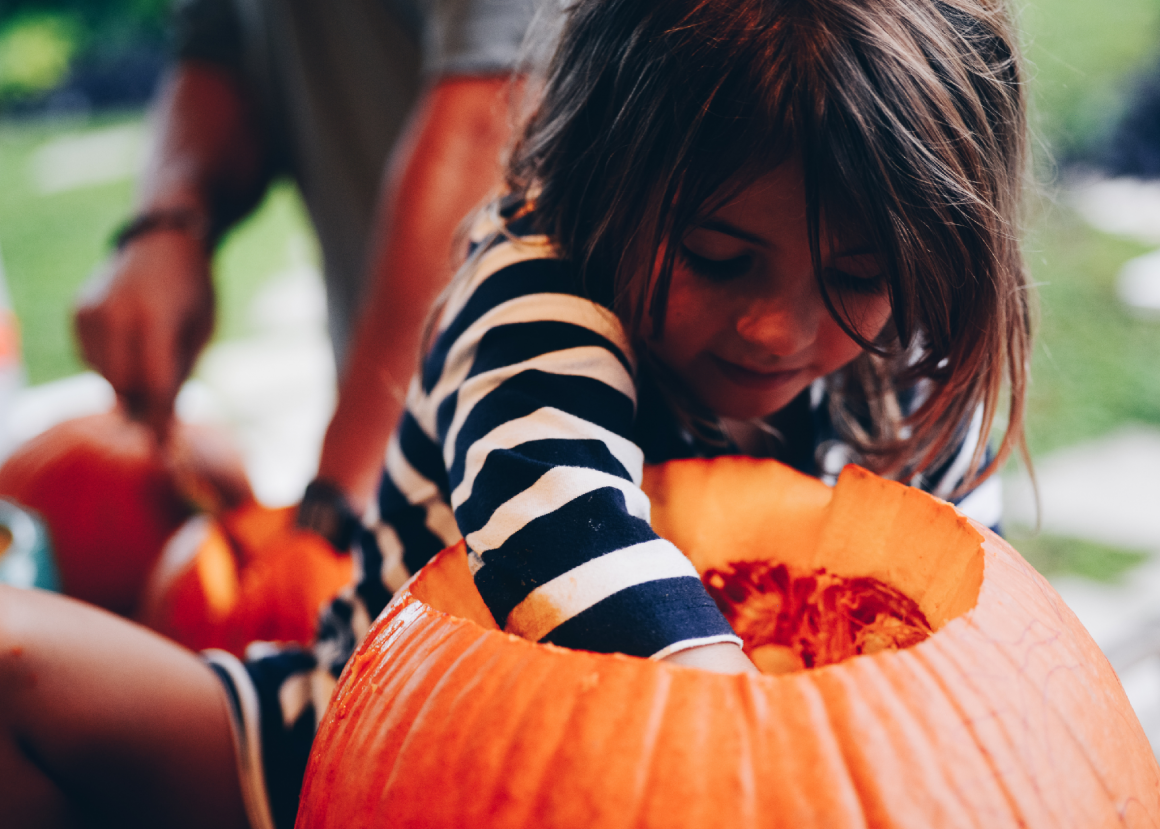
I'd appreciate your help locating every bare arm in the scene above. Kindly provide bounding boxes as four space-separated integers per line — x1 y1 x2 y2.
662 642 759 674
314 75 517 514
74 61 266 438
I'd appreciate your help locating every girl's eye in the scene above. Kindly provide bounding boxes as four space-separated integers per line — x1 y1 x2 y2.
824 267 886 296
680 247 752 281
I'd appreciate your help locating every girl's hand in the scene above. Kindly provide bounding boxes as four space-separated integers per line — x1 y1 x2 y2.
661 642 759 674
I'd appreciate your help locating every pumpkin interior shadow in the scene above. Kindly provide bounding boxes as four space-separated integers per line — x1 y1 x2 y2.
408 458 984 672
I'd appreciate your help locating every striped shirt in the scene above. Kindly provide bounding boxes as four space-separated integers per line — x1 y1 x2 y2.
207 200 1002 829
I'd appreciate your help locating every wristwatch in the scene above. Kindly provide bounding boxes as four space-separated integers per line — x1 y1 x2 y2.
296 479 361 553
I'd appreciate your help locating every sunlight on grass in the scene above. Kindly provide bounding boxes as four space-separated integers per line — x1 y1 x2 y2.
0 112 316 385
1022 202 1160 456
1008 529 1150 583
1021 0 1160 158
0 14 79 100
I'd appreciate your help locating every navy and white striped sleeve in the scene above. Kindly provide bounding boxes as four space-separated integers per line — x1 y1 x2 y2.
411 235 740 659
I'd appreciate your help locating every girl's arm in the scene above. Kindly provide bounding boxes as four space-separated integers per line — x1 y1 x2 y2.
664 641 759 674
395 242 746 663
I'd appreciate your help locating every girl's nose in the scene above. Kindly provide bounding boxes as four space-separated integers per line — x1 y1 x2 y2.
734 285 822 358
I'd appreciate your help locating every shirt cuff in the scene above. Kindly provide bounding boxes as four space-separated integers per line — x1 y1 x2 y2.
650 633 745 661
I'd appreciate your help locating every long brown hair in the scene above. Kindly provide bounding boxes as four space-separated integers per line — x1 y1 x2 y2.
504 0 1033 492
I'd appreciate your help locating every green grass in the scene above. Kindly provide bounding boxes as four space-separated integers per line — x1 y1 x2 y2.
0 113 134 384
1021 0 1160 159
212 181 318 344
0 111 315 385
1022 203 1160 456
1003 2 1160 462
1007 529 1150 583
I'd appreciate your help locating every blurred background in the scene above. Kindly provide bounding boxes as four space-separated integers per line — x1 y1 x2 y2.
0 0 334 509
0 0 1159 744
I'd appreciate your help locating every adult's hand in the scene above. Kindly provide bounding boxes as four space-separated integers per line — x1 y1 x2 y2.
75 229 214 437
74 61 266 440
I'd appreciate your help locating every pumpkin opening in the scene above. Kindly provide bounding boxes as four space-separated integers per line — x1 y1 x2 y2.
407 459 984 671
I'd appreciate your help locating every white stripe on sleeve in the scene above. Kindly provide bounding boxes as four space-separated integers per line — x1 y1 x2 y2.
416 292 633 440
202 650 276 829
450 406 645 509
504 538 699 641
436 233 555 333
385 434 462 545
443 345 636 470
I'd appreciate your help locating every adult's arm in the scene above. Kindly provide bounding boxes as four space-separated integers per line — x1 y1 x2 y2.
74 61 267 437
313 75 516 514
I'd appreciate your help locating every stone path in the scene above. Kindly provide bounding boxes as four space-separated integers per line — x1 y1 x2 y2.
1055 176 1160 754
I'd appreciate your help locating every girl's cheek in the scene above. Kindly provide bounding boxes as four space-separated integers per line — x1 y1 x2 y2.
820 296 891 369
842 294 892 343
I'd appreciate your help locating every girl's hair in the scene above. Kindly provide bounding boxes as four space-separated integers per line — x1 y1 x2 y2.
505 0 1033 492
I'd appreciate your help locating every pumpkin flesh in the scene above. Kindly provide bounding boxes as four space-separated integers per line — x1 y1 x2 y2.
704 561 933 673
136 503 354 656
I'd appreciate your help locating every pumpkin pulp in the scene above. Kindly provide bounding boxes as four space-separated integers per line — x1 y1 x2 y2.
704 560 932 674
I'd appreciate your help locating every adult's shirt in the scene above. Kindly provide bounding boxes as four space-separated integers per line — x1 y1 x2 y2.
173 0 560 364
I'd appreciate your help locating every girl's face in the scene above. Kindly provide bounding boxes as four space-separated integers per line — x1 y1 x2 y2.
649 162 892 420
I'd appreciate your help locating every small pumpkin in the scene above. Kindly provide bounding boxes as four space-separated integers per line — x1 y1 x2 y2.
0 408 351 652
136 503 353 656
298 458 1160 828
0 411 194 614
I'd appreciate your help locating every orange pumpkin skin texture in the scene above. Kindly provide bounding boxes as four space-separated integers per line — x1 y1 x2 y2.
298 459 1160 829
136 503 354 656
0 412 193 615
0 410 255 616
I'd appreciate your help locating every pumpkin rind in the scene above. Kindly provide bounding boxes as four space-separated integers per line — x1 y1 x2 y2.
0 412 192 614
298 459 1160 828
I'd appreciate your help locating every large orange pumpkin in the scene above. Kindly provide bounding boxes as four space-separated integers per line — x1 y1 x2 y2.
298 458 1160 828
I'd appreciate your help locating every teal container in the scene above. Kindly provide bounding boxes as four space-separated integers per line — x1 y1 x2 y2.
0 498 59 591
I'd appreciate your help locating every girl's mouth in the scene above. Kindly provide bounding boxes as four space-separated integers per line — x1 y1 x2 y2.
710 356 805 391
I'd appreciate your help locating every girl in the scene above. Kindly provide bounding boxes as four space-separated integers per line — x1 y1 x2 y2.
0 0 1031 826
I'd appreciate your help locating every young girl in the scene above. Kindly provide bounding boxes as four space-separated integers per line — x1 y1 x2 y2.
0 0 1030 826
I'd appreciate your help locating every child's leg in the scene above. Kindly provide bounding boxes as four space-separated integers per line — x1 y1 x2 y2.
0 585 249 829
